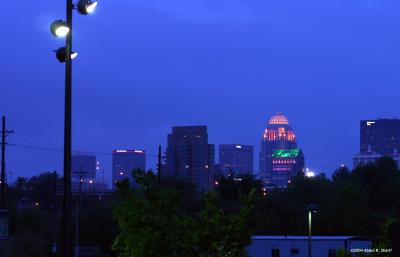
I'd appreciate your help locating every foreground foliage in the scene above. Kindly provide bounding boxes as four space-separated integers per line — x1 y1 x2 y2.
112 170 255 257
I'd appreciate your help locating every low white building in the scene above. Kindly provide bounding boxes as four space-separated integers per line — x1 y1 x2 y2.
248 236 372 257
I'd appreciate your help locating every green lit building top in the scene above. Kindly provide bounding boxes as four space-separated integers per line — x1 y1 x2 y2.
272 149 300 158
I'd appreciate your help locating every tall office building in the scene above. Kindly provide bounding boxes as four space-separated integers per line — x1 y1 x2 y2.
353 118 400 168
219 144 254 176
259 113 305 187
72 153 97 180
360 119 400 155
112 149 146 189
271 149 305 187
166 126 215 191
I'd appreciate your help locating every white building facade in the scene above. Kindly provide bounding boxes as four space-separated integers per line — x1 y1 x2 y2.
248 236 372 257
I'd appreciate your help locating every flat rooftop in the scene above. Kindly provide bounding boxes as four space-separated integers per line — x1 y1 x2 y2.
252 236 370 241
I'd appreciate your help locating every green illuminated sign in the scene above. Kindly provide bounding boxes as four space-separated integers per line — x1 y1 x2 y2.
272 149 300 158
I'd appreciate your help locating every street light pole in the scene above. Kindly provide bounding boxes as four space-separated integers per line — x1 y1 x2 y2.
50 2 97 254
62 0 73 256
308 210 312 257
307 204 318 257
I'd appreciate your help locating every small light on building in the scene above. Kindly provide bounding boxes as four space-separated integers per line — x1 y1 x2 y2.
306 171 315 178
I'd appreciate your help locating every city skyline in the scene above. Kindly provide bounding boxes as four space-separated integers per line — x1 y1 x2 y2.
4 114 398 185
3 0 400 182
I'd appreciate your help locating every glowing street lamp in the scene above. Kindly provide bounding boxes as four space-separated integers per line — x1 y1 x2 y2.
305 168 315 178
55 47 78 63
77 0 98 15
306 171 315 178
50 20 70 38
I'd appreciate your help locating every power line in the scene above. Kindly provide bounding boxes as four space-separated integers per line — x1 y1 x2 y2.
315 154 355 170
8 143 160 158
9 136 64 171
8 141 355 173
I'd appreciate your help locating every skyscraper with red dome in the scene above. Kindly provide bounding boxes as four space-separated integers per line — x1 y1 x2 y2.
259 113 305 187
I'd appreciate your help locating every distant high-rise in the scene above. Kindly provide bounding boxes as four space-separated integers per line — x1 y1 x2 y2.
353 118 400 168
271 149 304 187
166 126 215 191
219 144 253 176
259 113 305 187
72 153 97 180
360 119 400 155
112 149 146 189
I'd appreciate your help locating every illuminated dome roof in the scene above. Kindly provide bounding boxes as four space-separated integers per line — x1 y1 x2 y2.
269 113 289 125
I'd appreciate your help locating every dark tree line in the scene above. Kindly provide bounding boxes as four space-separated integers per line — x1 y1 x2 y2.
215 157 400 256
2 157 400 256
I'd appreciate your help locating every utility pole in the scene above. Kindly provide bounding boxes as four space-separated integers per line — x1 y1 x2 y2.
157 145 162 184
1 116 14 209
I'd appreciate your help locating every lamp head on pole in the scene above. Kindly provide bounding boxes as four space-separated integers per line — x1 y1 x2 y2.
77 0 98 15
307 203 318 213
54 47 78 63
50 20 70 38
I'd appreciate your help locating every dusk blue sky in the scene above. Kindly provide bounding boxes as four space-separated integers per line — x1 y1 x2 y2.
2 0 400 184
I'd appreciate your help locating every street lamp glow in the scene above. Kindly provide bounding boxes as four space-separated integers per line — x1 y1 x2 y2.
77 0 98 15
86 1 98 13
50 20 70 37
306 171 315 178
55 47 78 63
